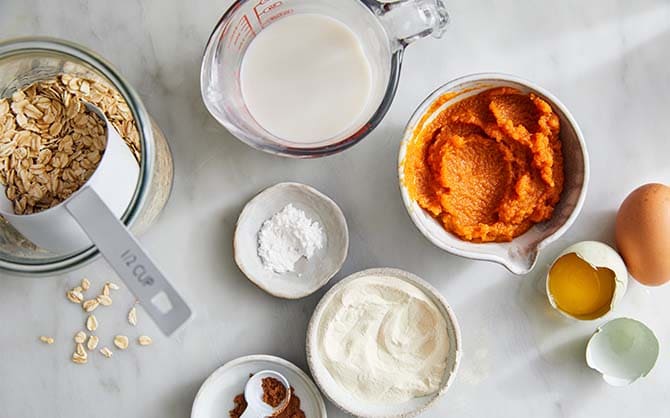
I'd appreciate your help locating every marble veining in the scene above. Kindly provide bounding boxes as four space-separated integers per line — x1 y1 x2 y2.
1 0 670 417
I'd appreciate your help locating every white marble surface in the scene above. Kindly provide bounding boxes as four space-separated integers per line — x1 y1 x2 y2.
1 0 670 417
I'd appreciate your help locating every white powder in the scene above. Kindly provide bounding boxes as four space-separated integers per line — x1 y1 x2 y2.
257 204 325 274
318 275 450 402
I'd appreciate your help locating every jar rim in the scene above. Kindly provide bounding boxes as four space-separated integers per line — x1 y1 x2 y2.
0 36 156 275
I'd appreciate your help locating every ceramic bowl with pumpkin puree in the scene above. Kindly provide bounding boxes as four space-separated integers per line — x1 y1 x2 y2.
399 73 589 275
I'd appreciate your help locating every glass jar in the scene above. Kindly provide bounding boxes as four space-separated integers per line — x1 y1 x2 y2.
0 37 174 275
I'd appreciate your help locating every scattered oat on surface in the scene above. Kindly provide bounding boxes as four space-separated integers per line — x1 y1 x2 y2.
72 343 88 364
72 351 87 364
127 306 137 326
82 299 99 312
39 336 54 344
96 294 112 306
50 277 155 364
86 314 98 332
66 289 83 304
0 74 141 215
76 342 86 355
113 335 129 350
74 331 87 344
87 335 99 351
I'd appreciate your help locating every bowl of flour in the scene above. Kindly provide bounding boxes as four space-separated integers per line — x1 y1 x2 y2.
234 182 349 299
306 268 461 418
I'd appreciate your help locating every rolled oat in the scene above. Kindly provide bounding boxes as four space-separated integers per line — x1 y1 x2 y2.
0 74 141 215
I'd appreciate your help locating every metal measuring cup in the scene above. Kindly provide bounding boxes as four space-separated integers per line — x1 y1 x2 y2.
0 103 190 335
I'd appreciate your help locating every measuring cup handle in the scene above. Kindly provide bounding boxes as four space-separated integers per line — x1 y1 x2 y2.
65 186 191 336
365 0 450 47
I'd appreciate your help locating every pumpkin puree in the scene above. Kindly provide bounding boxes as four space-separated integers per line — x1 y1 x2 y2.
403 87 564 242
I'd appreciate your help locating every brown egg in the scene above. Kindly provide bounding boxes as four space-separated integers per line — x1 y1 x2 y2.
615 183 670 286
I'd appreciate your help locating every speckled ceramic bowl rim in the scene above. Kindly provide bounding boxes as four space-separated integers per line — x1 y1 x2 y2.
398 72 590 274
233 182 349 299
190 354 328 418
306 267 462 418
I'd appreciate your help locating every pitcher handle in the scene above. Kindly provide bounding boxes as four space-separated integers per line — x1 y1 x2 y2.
363 0 450 48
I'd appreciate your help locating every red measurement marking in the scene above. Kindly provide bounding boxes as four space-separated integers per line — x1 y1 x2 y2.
224 14 256 51
264 8 293 26
253 0 284 27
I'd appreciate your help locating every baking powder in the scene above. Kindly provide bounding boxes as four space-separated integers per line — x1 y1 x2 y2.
257 204 325 274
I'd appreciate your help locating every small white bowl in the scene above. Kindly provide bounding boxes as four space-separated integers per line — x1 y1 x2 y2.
398 73 590 275
234 182 349 299
191 354 327 418
306 268 461 418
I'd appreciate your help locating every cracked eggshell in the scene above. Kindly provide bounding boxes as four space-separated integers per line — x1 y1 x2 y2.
546 241 628 320
586 318 659 386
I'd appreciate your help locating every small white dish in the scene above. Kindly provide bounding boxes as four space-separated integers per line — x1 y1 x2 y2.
191 354 327 418
306 268 461 418
398 73 589 275
234 182 349 299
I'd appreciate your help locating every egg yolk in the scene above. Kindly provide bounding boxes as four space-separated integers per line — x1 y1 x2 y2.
548 253 616 320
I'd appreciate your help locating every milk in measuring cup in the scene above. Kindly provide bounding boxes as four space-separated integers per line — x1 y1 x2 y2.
240 14 373 144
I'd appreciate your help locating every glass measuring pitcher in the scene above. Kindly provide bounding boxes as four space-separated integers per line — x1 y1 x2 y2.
201 0 449 158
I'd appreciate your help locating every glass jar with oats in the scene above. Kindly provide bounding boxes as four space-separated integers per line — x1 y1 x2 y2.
0 38 173 275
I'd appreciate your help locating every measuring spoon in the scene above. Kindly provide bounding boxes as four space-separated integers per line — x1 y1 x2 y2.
241 370 291 418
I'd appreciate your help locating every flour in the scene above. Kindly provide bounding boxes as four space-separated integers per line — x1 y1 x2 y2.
257 204 325 274
318 275 449 402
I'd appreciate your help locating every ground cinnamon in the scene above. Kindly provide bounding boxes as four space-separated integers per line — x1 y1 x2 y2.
229 387 306 418
262 377 287 408
229 394 247 418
